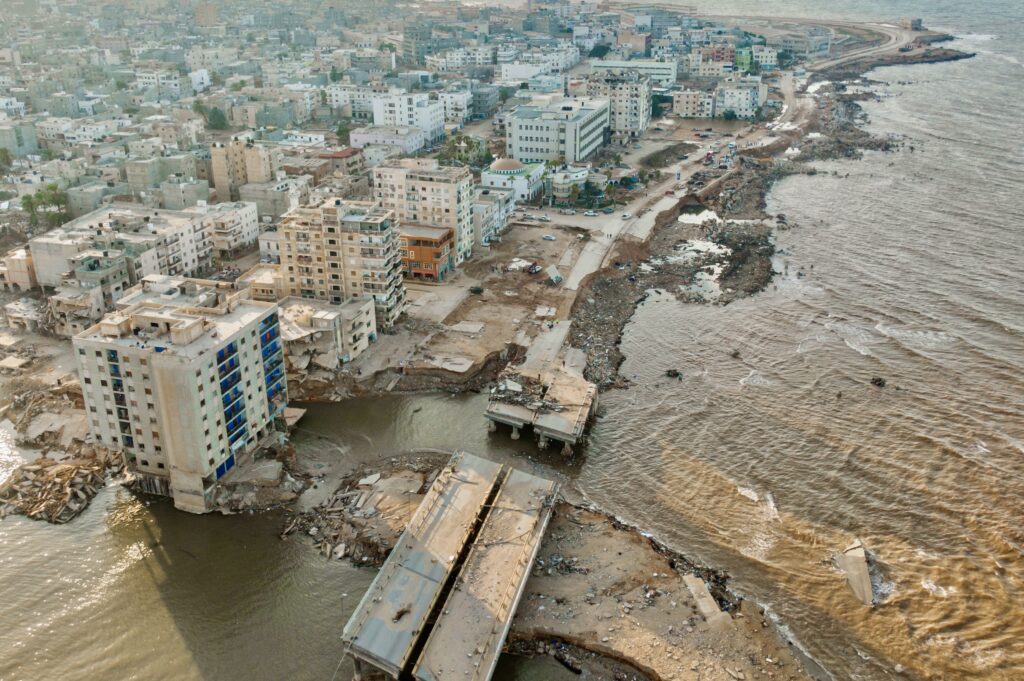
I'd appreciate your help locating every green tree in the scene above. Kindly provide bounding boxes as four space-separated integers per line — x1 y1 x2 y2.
330 65 341 82
230 80 247 92
722 110 738 121
588 44 611 59
191 100 208 115
114 79 129 91
207 107 229 130
335 123 351 144
379 42 396 53
0 148 12 172
20 193 36 225
21 183 69 228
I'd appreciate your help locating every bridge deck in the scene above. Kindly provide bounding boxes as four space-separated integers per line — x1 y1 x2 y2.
413 469 557 681
341 452 503 678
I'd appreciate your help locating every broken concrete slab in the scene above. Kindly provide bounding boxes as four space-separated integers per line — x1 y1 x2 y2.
0 356 29 370
535 306 556 318
357 472 382 487
683 574 732 631
836 538 874 606
226 459 283 486
449 320 485 334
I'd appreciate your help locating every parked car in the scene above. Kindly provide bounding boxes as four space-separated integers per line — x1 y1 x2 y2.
584 210 598 217
621 212 632 219
542 234 556 241
527 263 543 274
602 207 615 214
537 215 551 222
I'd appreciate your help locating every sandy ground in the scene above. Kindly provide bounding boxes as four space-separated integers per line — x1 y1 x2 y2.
514 505 812 681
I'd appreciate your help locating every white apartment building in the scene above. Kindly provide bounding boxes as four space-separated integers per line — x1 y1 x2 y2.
500 63 547 84
73 275 286 514
584 71 653 140
506 97 611 164
752 45 779 69
325 84 352 112
29 204 214 289
424 46 495 72
591 59 678 85
373 159 475 265
371 93 445 143
714 76 768 119
277 199 406 327
184 201 260 261
521 44 581 73
437 91 473 126
472 186 515 247
134 70 193 99
349 125 427 155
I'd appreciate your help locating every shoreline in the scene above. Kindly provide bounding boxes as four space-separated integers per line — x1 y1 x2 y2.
0 28 978 681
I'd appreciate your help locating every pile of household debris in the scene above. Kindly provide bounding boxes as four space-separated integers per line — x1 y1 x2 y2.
0 452 120 523
287 466 434 565
8 382 92 453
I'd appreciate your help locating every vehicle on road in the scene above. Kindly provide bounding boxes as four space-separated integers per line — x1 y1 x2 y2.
527 263 543 274
602 207 615 214
621 212 632 219
542 234 556 241
584 210 598 216
537 215 551 222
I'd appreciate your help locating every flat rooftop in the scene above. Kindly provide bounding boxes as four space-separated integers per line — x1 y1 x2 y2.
400 224 451 240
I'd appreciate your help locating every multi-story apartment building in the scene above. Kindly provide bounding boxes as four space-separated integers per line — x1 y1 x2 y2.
584 70 653 141
277 199 406 327
505 96 610 164
184 201 260 261
73 275 286 514
714 76 769 119
397 224 454 282
349 126 427 155
437 91 473 126
472 186 515 247
210 136 283 201
672 89 714 118
591 59 678 85
134 70 193 99
371 93 445 143
372 159 475 265
29 204 214 289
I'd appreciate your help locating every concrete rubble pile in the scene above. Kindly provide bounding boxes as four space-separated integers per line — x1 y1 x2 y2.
288 467 432 565
0 454 119 523
489 374 567 414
